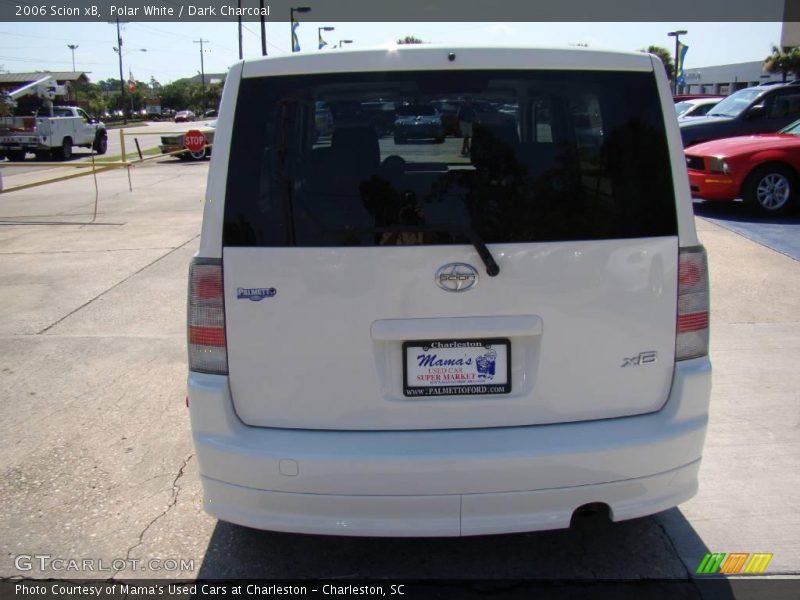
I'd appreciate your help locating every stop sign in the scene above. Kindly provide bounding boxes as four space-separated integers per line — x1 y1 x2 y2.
184 130 206 153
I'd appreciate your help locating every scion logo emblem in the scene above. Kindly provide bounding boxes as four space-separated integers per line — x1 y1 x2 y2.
435 263 478 292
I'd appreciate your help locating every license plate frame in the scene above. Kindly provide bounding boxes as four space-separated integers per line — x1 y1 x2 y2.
402 338 511 397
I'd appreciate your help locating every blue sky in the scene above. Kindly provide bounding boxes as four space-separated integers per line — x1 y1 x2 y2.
0 21 784 84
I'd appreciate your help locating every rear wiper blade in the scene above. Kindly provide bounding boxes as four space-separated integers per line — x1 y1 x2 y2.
369 224 500 277
464 229 500 277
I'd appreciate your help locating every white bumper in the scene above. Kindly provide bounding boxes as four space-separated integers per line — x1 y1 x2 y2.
188 358 711 536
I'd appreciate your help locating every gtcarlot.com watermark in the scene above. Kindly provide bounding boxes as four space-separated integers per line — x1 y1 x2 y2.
14 554 195 573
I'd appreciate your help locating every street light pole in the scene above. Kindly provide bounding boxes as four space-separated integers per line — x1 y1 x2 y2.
67 44 78 71
668 29 688 95
260 0 267 56
237 0 243 59
67 44 79 103
337 40 353 49
290 6 311 52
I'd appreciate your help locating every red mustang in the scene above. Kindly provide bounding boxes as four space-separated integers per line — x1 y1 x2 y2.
685 118 800 215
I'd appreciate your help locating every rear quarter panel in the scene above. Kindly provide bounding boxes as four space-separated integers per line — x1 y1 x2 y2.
650 55 698 247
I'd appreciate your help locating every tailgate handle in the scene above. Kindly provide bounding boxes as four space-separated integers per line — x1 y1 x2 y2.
370 316 542 341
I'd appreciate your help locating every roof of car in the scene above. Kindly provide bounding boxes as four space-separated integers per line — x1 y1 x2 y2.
241 45 656 79
738 81 800 94
679 97 724 105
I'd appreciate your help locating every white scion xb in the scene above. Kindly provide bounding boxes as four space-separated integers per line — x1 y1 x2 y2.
187 46 711 536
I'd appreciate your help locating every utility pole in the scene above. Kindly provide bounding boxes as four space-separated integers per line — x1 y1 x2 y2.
116 18 126 124
194 38 210 116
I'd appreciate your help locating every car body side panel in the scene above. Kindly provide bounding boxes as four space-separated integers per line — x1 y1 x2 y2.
199 61 243 259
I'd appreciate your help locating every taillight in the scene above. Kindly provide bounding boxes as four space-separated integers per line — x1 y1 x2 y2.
676 246 709 361
188 258 228 374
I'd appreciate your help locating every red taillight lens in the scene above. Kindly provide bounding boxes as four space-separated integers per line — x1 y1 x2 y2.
676 246 709 361
189 325 226 346
195 272 223 299
188 259 228 374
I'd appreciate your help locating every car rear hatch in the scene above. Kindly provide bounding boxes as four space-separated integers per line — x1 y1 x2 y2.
215 56 681 431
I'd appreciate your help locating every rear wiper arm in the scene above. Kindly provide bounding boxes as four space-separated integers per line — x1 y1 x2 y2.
464 229 500 277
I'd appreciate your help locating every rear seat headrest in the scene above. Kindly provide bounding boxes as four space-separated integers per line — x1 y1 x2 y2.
331 127 380 171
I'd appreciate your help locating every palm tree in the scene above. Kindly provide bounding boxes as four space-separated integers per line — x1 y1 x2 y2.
641 46 675 82
763 46 800 83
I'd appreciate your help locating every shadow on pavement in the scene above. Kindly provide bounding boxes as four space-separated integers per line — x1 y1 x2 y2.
693 200 800 260
196 507 735 598
153 159 209 166
693 199 800 225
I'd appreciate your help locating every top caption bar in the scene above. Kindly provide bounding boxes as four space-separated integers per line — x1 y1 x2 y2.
2 0 799 22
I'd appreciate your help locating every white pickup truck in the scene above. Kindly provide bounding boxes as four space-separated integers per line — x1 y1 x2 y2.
0 106 107 161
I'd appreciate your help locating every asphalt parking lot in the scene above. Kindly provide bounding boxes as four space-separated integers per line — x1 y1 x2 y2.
0 157 798 592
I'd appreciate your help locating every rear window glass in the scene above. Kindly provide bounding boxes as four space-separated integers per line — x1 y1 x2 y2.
224 70 677 247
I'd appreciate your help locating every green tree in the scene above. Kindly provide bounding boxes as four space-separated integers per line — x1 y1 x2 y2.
764 46 800 82
641 45 675 81
206 82 223 112
96 78 121 93
159 80 193 111
161 80 211 112
74 82 107 117
397 36 425 44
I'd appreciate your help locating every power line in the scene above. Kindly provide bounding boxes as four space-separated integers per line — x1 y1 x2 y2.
0 54 104 65
241 24 288 55
240 23 260 39
130 22 196 42
131 22 238 55
0 30 109 43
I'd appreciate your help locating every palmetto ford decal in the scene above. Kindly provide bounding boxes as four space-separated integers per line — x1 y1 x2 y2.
237 287 277 301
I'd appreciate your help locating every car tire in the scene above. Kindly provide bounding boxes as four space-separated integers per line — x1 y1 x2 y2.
52 138 72 161
6 150 26 162
742 164 798 216
93 132 108 155
188 148 207 161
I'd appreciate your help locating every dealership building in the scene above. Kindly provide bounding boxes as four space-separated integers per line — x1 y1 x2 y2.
677 62 785 96
677 21 800 96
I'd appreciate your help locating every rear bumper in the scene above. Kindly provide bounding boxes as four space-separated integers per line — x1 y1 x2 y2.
159 144 183 154
0 138 43 151
688 169 740 200
188 358 711 536
202 461 699 536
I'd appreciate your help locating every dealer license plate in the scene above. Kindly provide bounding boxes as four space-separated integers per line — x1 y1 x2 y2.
403 338 511 397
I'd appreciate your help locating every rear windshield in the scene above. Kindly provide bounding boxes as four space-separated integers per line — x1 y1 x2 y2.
224 70 677 247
